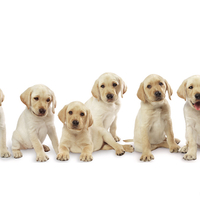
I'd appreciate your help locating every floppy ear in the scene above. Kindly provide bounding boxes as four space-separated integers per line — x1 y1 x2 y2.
20 87 33 109
58 105 68 124
177 79 187 101
0 89 5 106
91 79 100 101
50 90 57 114
86 109 93 129
119 77 127 98
164 79 173 100
137 82 146 102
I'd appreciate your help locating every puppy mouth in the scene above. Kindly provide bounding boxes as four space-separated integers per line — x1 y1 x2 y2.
155 97 164 102
31 110 46 117
191 101 200 111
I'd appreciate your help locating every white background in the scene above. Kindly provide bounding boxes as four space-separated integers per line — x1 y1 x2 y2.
0 1 200 199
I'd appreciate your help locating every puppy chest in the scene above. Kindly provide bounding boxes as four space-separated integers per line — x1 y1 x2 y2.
37 123 48 142
103 114 115 129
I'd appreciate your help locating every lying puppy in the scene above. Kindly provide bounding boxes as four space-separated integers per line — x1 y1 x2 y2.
57 101 134 162
178 75 200 160
0 89 10 158
125 74 180 161
12 84 59 162
85 72 127 142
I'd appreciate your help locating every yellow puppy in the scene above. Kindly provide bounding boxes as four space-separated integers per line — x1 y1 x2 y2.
57 101 134 162
125 74 180 161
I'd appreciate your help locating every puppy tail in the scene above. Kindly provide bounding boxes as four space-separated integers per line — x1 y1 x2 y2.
123 139 134 143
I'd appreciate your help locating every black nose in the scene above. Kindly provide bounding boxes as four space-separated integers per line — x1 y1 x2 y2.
195 93 200 99
107 94 113 99
39 108 46 114
72 120 79 126
155 91 161 97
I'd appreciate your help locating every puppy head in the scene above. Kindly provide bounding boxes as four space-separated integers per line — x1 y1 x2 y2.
20 84 56 117
58 101 93 132
0 89 4 106
91 72 127 103
177 75 200 111
137 74 173 103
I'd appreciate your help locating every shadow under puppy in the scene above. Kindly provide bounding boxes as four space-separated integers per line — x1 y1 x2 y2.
12 84 59 162
125 74 180 161
57 101 134 162
0 89 10 158
178 75 200 160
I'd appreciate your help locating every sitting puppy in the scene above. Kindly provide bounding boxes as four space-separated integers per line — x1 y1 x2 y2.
85 72 127 142
57 101 134 162
12 84 59 162
129 74 180 161
0 89 10 158
178 75 200 160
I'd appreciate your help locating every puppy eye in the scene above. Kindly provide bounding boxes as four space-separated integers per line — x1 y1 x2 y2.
159 82 163 86
101 85 105 88
34 97 39 101
189 86 193 89
46 98 50 102
80 112 85 116
147 85 152 89
113 83 117 87
69 111 73 115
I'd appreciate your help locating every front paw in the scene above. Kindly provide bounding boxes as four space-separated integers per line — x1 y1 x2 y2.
80 153 93 162
113 136 120 142
115 145 125 156
183 153 196 161
57 152 70 161
169 144 180 153
122 144 134 153
179 145 188 153
140 153 154 162
13 150 23 159
0 150 11 158
36 152 49 162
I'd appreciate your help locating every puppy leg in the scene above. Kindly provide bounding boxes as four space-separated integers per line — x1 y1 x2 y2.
0 127 10 158
57 144 70 161
140 127 154 162
29 132 49 162
99 127 125 156
151 141 169 151
183 127 197 160
101 143 134 153
165 119 180 153
80 144 93 162
47 126 59 154
110 117 120 142
12 138 23 159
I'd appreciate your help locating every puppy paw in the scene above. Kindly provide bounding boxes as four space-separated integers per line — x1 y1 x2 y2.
179 145 188 154
57 152 70 161
169 144 180 153
115 146 125 156
122 144 134 153
113 136 121 142
183 153 196 161
13 150 23 159
80 153 93 162
36 153 49 162
140 153 154 162
43 145 50 152
0 150 11 158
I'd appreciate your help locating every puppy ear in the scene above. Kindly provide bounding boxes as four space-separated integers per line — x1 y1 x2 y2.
20 87 33 109
91 79 100 101
0 89 5 106
50 90 57 114
119 78 127 98
177 79 187 101
165 79 173 100
137 82 146 102
58 105 68 124
86 109 93 129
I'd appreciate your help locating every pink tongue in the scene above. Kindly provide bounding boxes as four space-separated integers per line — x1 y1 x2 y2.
194 102 200 110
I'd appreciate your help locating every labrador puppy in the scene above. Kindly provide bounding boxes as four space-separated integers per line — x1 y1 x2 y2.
12 84 59 162
129 74 180 161
57 101 134 162
0 89 11 158
85 72 127 142
178 75 200 160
